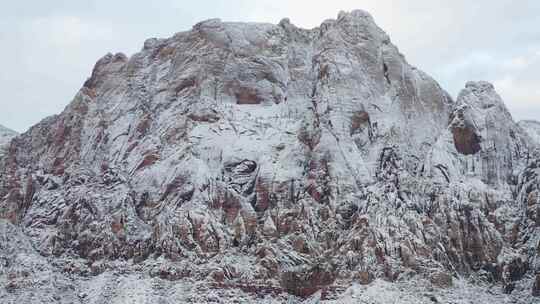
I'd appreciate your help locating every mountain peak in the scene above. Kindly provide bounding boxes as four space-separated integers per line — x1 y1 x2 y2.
465 80 495 91
457 80 513 119
1 11 538 303
337 9 375 22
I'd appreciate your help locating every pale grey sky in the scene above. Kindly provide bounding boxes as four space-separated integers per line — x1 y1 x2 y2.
1 0 539 132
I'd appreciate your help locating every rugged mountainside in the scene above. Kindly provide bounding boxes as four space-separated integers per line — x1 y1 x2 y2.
1 10 539 303
520 120 540 146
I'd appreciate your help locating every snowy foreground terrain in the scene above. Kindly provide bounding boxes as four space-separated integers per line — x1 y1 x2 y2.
1 9 540 303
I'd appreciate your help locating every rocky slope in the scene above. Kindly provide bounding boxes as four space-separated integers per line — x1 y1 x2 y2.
1 10 539 303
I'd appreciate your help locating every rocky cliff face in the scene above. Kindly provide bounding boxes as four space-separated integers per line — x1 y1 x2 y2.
1 10 539 303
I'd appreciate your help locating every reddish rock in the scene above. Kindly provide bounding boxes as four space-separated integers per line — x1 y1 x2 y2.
350 110 370 135
135 152 160 171
355 270 373 285
452 124 481 155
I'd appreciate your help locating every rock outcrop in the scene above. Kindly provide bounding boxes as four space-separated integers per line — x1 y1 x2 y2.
0 10 538 303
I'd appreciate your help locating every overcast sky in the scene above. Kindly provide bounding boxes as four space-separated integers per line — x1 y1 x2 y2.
1 0 539 132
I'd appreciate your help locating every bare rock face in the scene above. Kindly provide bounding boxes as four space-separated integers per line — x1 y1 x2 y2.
450 111 481 155
429 81 531 187
0 10 539 302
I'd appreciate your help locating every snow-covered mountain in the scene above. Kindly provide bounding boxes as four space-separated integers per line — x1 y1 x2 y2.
519 120 540 146
0 124 17 147
0 124 17 159
1 10 539 303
